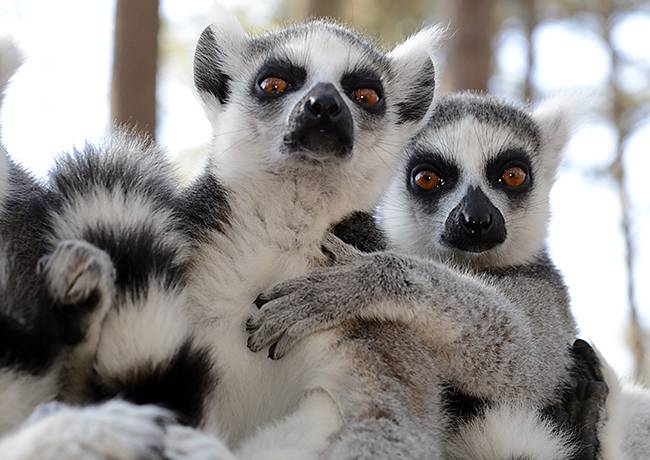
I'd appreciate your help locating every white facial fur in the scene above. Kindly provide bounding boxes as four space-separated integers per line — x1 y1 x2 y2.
381 93 573 269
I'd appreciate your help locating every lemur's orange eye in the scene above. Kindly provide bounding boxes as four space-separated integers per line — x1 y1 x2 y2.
414 170 443 191
260 77 288 95
500 166 527 188
353 88 380 107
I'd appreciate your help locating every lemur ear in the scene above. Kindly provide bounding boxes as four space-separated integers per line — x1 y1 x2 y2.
193 9 248 115
387 25 444 128
532 97 576 178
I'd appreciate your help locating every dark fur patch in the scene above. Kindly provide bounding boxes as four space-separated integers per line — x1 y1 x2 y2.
91 341 214 426
396 59 435 124
177 170 231 242
425 92 541 150
82 225 187 301
0 165 62 374
0 285 60 373
331 211 386 253
194 27 232 104
441 384 488 431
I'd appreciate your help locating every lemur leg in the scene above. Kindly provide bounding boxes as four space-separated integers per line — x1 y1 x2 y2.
39 239 115 399
234 390 341 460
0 400 173 460
157 394 338 460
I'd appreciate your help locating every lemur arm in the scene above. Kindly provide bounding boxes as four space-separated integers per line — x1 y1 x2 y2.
247 234 572 405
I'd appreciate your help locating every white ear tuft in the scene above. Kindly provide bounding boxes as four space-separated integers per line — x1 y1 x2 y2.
207 2 248 45
387 25 446 128
388 24 446 63
531 93 590 177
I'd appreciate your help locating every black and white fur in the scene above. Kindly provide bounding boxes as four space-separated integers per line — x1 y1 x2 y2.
0 39 119 433
245 93 593 459
1 14 449 460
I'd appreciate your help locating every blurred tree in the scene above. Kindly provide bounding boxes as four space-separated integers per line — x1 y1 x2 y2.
522 0 537 101
111 0 159 140
596 0 649 385
305 0 343 18
444 0 497 92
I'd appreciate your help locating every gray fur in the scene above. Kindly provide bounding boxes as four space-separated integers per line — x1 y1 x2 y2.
247 93 584 458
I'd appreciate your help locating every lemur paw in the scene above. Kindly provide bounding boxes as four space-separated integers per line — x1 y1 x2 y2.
164 425 237 460
247 258 373 360
2 400 174 460
39 239 115 306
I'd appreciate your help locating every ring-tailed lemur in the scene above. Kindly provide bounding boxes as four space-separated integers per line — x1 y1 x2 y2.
0 15 449 460
244 92 604 459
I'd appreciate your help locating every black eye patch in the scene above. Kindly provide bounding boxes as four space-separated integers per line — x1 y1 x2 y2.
252 59 307 100
405 148 459 206
485 148 533 198
340 69 385 114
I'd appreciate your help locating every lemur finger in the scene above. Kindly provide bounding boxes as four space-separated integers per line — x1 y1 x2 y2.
253 278 313 309
268 327 301 360
320 232 363 266
246 303 293 352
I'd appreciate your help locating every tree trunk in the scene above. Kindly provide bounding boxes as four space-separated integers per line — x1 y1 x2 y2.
445 0 496 92
305 0 343 19
111 0 159 140
523 0 537 101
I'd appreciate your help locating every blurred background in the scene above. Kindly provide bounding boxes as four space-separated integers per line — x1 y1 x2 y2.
0 0 648 384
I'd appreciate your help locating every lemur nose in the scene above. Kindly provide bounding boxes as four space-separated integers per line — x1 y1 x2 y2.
304 83 343 120
460 211 493 235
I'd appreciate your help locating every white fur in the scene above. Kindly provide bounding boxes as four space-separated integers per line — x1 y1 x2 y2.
95 283 190 379
235 390 341 460
165 424 238 460
447 403 576 460
0 400 172 460
593 345 650 460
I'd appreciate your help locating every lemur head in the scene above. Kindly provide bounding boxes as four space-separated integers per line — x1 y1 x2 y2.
193 13 441 215
381 92 573 268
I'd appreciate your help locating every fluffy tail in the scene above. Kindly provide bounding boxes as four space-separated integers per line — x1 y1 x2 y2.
447 403 577 460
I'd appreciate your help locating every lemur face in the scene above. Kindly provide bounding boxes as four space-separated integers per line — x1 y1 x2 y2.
381 93 572 268
193 14 441 209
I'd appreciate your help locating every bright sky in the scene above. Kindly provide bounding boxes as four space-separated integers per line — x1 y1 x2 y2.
1 0 648 380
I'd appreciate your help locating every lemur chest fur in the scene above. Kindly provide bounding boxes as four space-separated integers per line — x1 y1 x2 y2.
187 195 348 446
